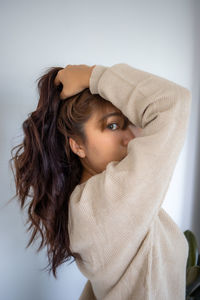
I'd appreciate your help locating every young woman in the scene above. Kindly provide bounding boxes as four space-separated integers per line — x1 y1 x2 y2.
10 63 191 299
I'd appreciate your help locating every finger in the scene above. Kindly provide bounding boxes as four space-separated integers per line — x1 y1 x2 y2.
54 72 61 86
60 88 68 100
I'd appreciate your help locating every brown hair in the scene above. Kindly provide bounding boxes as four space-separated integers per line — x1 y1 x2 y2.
9 66 126 279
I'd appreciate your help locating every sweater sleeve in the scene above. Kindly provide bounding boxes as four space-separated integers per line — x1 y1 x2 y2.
68 63 191 277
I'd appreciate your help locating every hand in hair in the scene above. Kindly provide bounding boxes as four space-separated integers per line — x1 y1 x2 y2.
54 64 96 100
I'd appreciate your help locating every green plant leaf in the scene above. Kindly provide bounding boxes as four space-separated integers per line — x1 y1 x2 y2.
184 230 199 268
187 266 200 286
186 266 200 296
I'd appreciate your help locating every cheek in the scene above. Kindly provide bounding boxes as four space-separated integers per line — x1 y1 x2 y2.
89 133 116 157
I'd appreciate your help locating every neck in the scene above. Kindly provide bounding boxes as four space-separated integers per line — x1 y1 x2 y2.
80 169 93 184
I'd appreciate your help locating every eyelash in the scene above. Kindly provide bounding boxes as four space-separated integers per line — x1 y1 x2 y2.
106 118 130 131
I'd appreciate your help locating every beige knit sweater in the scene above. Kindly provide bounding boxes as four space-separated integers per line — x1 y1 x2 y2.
68 63 192 300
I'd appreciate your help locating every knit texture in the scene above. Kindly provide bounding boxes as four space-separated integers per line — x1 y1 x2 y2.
68 63 192 300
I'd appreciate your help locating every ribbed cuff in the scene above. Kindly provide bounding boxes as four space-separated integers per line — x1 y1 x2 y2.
89 65 108 94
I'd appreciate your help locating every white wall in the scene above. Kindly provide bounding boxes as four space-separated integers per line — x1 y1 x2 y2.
0 0 198 299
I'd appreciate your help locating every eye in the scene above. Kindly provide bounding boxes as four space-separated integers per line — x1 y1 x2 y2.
107 122 120 131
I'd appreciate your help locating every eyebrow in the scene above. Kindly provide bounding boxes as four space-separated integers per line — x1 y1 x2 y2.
98 112 123 124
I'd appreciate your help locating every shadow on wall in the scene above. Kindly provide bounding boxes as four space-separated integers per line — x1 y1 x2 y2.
190 1 200 247
181 0 200 247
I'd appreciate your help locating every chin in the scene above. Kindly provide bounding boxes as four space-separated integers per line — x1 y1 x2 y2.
121 155 127 161
117 154 127 162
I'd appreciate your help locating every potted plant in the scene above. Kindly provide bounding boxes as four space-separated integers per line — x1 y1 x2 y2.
184 230 200 299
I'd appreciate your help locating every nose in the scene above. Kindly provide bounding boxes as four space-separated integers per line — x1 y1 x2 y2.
122 127 135 146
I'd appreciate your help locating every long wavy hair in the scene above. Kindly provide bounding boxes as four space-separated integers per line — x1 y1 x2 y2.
9 66 129 279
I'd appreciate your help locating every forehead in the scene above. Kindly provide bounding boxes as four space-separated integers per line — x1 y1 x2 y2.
91 105 124 124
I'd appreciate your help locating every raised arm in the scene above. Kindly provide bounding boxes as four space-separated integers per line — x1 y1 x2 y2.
68 63 192 289
89 63 191 129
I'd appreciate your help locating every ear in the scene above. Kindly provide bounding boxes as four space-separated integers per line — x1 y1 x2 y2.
69 137 86 158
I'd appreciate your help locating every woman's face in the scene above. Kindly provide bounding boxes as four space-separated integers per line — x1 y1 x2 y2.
69 105 141 180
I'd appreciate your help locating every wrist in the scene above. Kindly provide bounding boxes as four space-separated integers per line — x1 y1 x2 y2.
85 65 96 88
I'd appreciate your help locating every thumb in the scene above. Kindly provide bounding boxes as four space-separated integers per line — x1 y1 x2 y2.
60 88 67 100
60 87 72 100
